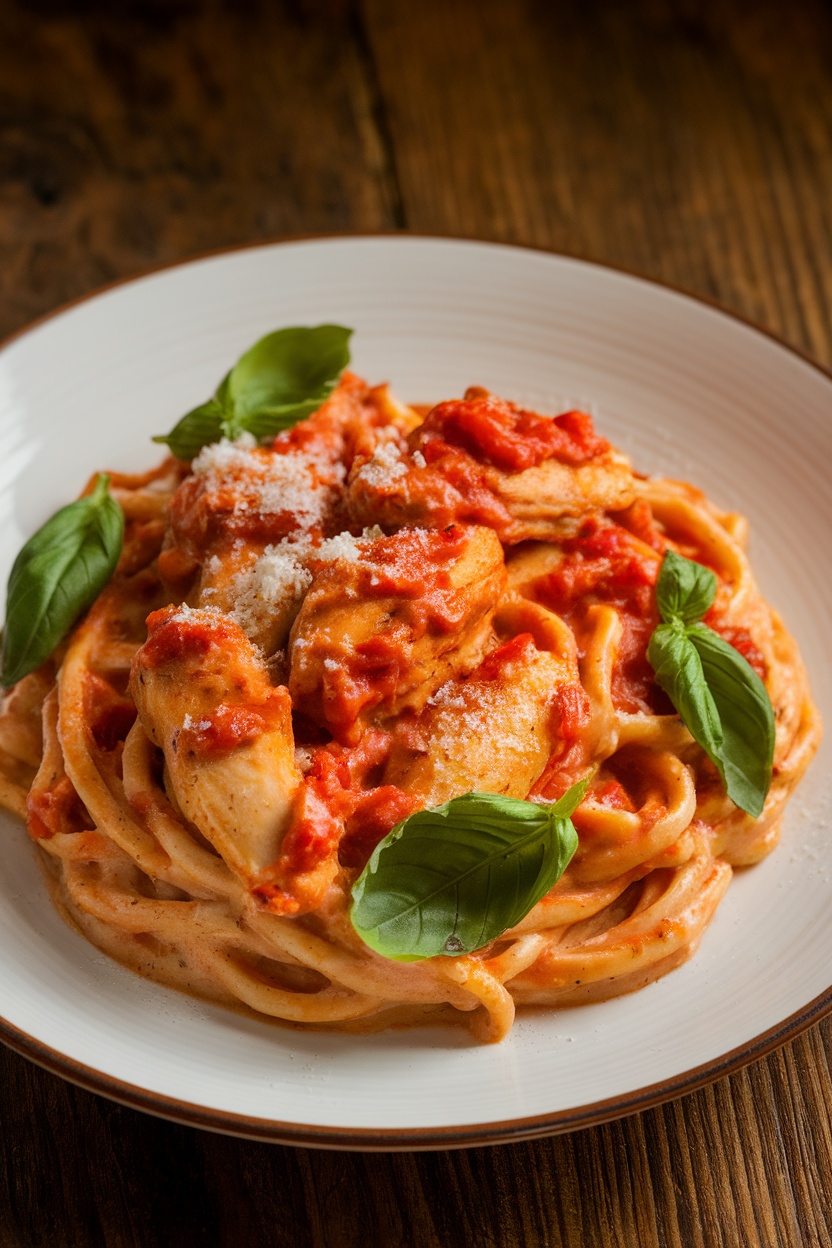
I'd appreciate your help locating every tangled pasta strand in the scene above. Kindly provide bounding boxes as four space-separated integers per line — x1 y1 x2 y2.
0 380 820 1042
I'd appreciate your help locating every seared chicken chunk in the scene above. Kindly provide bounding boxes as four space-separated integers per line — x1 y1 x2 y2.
158 373 419 595
384 633 574 805
130 606 301 884
192 534 312 657
288 525 506 745
346 389 635 543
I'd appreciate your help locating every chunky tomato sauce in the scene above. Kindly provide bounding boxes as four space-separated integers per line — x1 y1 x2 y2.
320 633 411 738
539 513 662 618
84 672 137 752
418 393 608 472
141 606 238 665
412 440 519 531
353 525 475 606
592 778 638 813
168 460 327 553
139 607 291 758
292 525 501 744
530 680 593 800
179 704 280 756
27 775 89 840
274 731 417 881
530 512 669 714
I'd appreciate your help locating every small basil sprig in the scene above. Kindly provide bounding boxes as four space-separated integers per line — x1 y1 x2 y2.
153 324 352 459
647 550 775 818
350 781 586 961
1 474 124 687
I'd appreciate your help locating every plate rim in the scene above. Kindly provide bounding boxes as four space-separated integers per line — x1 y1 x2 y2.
1 982 831 1150
1 231 830 1149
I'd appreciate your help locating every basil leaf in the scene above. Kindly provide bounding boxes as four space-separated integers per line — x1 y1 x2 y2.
647 621 724 760
686 623 774 818
350 781 586 962
153 325 352 457
225 325 352 426
1 474 124 687
649 549 775 816
656 549 717 625
647 620 774 818
152 398 224 460
235 397 342 442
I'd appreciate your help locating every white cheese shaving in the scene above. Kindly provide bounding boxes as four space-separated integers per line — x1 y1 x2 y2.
168 604 228 627
192 436 341 531
228 539 313 636
356 441 408 487
226 527 384 640
294 746 315 773
316 532 363 563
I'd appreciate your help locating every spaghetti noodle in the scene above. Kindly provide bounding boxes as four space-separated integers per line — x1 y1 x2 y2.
0 373 820 1041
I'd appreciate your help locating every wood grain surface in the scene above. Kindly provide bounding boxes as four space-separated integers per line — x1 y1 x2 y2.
1 0 831 1244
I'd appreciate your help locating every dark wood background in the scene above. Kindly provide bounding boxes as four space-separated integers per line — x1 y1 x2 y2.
1 0 831 1243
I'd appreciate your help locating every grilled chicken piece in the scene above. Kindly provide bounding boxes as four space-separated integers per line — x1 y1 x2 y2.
384 633 574 805
493 454 635 539
159 374 420 592
130 607 300 883
345 389 635 543
189 534 312 659
287 524 506 745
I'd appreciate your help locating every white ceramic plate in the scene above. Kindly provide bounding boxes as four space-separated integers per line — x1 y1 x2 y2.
0 237 829 1149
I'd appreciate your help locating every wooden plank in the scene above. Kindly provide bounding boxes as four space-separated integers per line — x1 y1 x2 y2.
0 0 830 1245
0 0 398 339
363 0 832 364
0 1038 830 1246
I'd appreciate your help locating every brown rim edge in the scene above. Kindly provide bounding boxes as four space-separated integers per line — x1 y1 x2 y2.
0 231 830 1151
1 984 831 1151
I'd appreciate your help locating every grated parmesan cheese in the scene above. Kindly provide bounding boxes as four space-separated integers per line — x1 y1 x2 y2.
356 440 408 487
192 436 342 531
429 685 540 765
225 527 385 643
191 435 257 476
427 680 466 709
228 539 313 637
316 532 363 563
168 604 228 627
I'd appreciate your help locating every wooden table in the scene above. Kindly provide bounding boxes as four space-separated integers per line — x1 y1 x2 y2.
1 1 830 1243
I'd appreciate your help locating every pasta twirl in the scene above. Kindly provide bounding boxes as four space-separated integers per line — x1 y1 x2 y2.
0 374 821 1042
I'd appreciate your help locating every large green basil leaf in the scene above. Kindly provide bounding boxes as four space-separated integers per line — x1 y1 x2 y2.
224 324 352 429
686 622 775 818
350 781 586 962
153 325 352 456
647 620 724 760
1 474 124 686
647 614 774 818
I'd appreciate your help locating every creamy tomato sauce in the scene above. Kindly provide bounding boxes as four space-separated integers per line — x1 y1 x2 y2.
418 392 609 472
129 381 772 913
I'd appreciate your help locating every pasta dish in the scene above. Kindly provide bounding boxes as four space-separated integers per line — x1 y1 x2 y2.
0 348 820 1042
